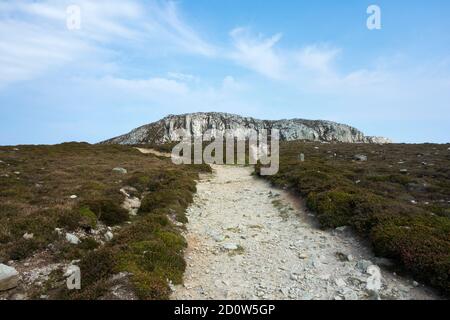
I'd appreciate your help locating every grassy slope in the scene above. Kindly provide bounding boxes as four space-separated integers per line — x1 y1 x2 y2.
0 143 210 299
257 141 450 295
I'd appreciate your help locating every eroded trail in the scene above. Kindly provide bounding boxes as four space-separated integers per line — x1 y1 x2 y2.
172 165 437 300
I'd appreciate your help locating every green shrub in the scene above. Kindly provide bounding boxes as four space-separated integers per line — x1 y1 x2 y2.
371 214 450 294
5 238 41 260
79 206 98 229
83 198 129 226
79 247 117 287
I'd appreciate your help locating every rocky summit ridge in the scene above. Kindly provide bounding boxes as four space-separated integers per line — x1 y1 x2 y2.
101 112 391 145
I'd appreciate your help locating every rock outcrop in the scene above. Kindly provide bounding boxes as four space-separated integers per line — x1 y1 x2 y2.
101 112 391 145
0 264 19 291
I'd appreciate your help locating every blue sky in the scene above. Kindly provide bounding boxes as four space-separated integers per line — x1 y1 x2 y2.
1 0 449 145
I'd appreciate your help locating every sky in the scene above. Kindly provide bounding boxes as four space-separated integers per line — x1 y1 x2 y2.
0 0 449 145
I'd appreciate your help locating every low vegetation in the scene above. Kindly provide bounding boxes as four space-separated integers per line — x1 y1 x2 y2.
257 141 450 295
0 143 210 299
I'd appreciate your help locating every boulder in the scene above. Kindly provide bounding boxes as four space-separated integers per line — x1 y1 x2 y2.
0 264 19 291
354 154 368 162
105 231 114 242
66 233 80 245
113 167 127 174
122 196 141 216
23 233 34 240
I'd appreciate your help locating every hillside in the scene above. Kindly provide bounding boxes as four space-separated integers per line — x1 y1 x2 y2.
0 143 210 299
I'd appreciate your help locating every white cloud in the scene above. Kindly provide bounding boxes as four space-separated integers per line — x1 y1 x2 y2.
222 75 246 92
229 27 284 79
296 45 341 73
147 1 216 56
0 0 215 88
167 72 198 82
98 76 189 96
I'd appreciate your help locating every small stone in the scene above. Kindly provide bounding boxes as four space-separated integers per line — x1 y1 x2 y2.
212 234 225 242
366 265 382 298
113 167 127 174
66 233 80 245
222 243 238 250
280 288 289 296
343 290 358 300
413 281 419 287
298 253 308 259
335 278 346 287
356 260 373 273
69 195 78 199
335 252 352 262
105 231 114 242
334 226 349 233
23 233 34 240
0 264 19 291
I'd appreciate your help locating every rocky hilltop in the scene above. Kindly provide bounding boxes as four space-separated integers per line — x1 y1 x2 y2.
101 112 391 144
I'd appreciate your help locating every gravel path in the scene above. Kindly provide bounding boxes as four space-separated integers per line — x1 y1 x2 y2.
172 165 439 300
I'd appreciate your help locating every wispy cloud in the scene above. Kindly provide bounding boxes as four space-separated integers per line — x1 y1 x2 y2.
0 0 215 88
229 27 284 79
93 76 189 97
296 45 341 74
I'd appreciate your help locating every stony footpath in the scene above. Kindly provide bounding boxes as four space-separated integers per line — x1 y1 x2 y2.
172 165 439 300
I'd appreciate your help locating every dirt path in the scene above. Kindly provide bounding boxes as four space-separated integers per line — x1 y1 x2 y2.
171 165 438 300
135 147 172 158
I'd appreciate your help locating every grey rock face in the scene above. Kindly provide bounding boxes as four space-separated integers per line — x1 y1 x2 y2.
101 112 391 145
